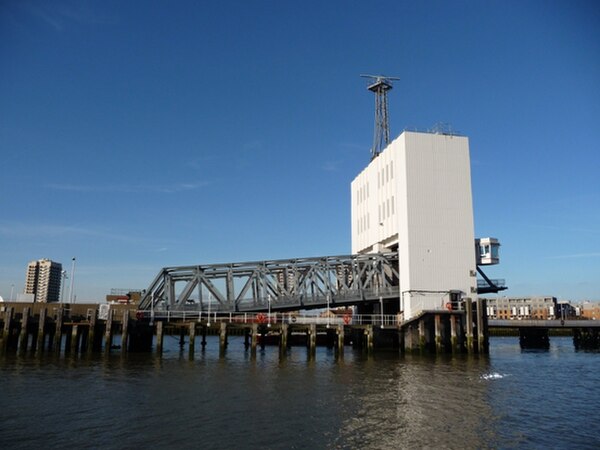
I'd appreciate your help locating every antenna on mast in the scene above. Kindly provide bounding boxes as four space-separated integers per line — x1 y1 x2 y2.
360 74 399 159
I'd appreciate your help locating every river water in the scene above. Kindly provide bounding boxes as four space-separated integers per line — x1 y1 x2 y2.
1 337 598 449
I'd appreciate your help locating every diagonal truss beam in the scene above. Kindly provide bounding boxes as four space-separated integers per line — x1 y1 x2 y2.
138 252 400 312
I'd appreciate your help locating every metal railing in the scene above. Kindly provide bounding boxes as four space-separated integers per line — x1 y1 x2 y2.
136 311 402 327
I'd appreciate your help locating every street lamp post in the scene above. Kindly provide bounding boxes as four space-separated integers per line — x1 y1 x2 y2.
151 291 155 325
326 293 330 328
380 295 384 328
207 293 212 327
68 257 76 304
61 271 67 303
267 294 272 328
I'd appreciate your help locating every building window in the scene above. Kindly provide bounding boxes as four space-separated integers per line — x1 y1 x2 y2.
391 196 395 214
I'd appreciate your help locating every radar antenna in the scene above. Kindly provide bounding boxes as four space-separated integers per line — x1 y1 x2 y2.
360 74 399 159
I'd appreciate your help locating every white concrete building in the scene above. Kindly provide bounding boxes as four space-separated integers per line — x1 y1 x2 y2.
24 258 63 302
351 131 477 320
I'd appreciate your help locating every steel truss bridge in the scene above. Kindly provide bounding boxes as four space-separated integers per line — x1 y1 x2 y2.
138 253 400 313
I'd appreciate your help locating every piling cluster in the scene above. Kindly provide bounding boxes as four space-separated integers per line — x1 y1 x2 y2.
0 300 496 357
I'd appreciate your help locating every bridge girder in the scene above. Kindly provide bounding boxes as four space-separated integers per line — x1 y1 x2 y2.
138 252 400 312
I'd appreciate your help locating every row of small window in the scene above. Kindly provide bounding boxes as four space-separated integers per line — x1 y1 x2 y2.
358 197 396 235
357 214 370 234
379 197 395 222
357 183 369 205
378 162 394 187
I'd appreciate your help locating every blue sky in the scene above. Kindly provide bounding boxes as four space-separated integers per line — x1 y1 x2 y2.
1 1 598 302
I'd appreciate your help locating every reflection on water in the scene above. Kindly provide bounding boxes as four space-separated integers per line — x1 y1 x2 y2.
333 354 497 449
0 337 599 449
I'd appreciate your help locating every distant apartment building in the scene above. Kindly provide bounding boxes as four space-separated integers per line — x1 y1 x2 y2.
25 259 63 302
579 301 600 320
486 296 558 320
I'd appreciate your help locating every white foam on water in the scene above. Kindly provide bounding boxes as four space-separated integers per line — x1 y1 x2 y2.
481 372 507 380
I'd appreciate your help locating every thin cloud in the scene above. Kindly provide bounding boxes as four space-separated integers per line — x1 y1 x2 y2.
321 160 342 172
20 2 118 31
338 142 366 151
26 3 63 31
242 140 264 151
548 252 600 260
45 181 209 194
0 222 145 244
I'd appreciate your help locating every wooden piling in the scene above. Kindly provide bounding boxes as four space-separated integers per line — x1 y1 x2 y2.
403 324 413 353
87 311 97 354
244 328 250 348
70 324 80 354
450 314 459 353
188 322 196 354
434 314 443 353
250 323 258 354
464 298 474 353
2 307 14 352
365 325 374 353
176 327 184 349
121 310 130 353
308 324 317 356
336 324 344 355
476 298 487 353
18 307 30 352
156 321 164 355
418 319 426 353
104 308 113 352
280 323 288 352
201 325 207 348
53 308 63 353
36 307 47 352
219 322 228 351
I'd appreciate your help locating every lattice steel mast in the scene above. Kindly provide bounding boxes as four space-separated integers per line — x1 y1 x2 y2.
360 74 399 159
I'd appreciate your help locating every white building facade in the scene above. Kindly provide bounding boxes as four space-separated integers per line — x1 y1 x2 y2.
25 258 63 303
351 131 477 320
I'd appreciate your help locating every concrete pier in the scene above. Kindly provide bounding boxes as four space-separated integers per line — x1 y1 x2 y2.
519 328 550 349
0 303 501 357
574 328 600 350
